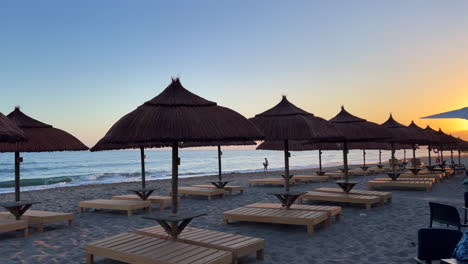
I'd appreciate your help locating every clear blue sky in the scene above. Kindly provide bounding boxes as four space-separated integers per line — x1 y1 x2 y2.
1 1 467 146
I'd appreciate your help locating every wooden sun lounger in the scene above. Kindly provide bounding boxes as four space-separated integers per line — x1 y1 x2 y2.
298 191 382 210
247 178 292 186
112 194 174 210
314 187 392 204
78 199 151 216
134 226 264 264
222 207 328 236
85 232 232 264
397 174 442 182
292 175 328 183
168 187 225 200
0 219 28 237
0 210 74 232
368 180 433 192
373 177 436 183
191 185 244 195
244 202 342 223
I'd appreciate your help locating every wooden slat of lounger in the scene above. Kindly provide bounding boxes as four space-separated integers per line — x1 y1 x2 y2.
368 180 432 191
299 191 381 210
244 202 342 222
87 233 231 264
191 185 244 191
292 175 328 182
224 207 327 225
314 187 392 202
248 178 293 186
0 219 28 237
136 226 263 255
373 177 435 183
80 199 150 210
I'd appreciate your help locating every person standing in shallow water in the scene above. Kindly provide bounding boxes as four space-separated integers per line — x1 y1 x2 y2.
263 158 269 171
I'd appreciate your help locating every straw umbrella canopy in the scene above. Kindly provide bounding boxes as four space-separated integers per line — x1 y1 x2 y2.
406 121 437 166
0 107 88 201
0 112 27 143
329 106 391 183
250 96 343 193
180 140 256 187
379 114 422 173
435 128 459 165
92 78 264 213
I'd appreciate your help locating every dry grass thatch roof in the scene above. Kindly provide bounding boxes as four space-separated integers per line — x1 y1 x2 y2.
0 112 27 143
380 114 419 144
423 126 457 146
406 121 436 145
91 78 264 151
329 106 391 142
249 96 343 141
0 107 88 153
257 140 409 151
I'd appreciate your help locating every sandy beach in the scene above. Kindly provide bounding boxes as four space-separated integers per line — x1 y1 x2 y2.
0 155 466 264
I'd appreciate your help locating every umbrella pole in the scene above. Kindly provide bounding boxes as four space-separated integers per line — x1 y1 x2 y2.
14 152 20 202
403 149 406 162
391 143 396 174
217 145 222 182
140 147 146 189
459 150 462 165
428 146 432 168
318 149 322 171
343 141 349 181
412 144 416 161
171 142 179 214
363 149 366 167
440 149 444 164
379 149 382 166
450 149 454 165
284 140 290 192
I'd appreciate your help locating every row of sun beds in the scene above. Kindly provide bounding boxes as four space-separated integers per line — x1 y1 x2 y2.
0 210 74 237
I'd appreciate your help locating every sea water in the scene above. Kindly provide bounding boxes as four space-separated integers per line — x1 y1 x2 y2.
0 147 433 193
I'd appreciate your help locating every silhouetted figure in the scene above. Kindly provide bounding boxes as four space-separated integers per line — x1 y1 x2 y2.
263 158 269 171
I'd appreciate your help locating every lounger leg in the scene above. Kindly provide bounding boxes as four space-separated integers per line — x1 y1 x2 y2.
325 218 332 227
68 219 74 227
128 210 133 217
23 227 29 238
86 253 94 264
240 190 244 194
297 197 302 204
365 204 371 211
38 224 44 233
223 218 229 225
78 207 83 214
256 249 264 260
335 214 341 222
307 225 314 236
159 203 164 211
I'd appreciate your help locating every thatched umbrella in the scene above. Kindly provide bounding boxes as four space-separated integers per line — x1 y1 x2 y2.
329 107 390 187
0 112 27 143
250 96 343 194
380 114 421 175
0 107 88 201
92 78 264 214
406 121 435 165
435 129 459 166
257 140 341 175
180 140 255 187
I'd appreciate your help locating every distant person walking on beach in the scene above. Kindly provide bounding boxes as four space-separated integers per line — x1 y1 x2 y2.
263 158 269 171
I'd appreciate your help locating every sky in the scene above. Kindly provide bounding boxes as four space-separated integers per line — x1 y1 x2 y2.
0 0 467 147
